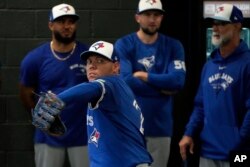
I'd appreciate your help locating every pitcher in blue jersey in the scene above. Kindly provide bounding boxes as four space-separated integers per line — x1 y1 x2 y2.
32 41 153 167
179 4 250 167
19 3 89 167
115 0 186 166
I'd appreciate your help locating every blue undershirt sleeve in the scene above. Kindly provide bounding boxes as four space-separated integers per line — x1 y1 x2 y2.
147 41 186 91
148 71 185 90
57 82 102 105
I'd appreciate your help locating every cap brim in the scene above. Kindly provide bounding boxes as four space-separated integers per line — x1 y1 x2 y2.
137 9 165 14
52 14 80 22
205 16 231 22
80 51 112 62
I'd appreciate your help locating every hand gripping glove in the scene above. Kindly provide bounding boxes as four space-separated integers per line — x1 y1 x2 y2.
32 91 67 136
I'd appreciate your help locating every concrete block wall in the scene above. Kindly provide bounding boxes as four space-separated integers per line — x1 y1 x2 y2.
0 0 138 166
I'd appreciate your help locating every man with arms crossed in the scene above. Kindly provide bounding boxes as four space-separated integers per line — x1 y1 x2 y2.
115 0 186 166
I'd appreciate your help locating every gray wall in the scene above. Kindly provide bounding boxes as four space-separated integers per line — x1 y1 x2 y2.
0 0 139 167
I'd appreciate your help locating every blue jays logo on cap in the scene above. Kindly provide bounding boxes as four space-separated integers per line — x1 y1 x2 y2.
92 42 105 50
205 4 243 23
216 6 225 13
59 6 71 13
49 3 79 22
80 41 119 62
137 0 165 14
147 0 157 5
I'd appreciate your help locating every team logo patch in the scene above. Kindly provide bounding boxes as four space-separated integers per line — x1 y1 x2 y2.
89 128 101 147
92 42 105 50
59 6 71 13
146 0 157 5
216 6 224 14
138 55 155 71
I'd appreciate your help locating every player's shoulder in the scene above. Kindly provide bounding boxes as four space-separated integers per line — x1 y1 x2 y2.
95 76 124 87
22 42 49 63
96 75 120 83
75 41 89 51
159 33 182 45
160 34 185 52
240 50 250 68
240 45 250 61
28 42 49 53
116 32 137 45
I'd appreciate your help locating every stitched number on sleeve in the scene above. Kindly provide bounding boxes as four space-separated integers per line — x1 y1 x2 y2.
174 60 186 71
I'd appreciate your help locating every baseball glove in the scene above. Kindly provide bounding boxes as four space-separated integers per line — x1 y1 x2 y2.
32 91 67 136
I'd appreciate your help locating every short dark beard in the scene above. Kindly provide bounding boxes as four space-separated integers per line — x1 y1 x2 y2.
54 31 76 44
141 27 158 36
